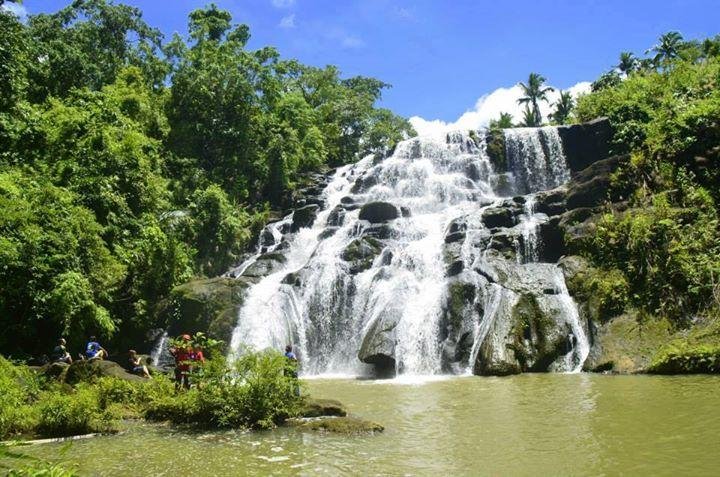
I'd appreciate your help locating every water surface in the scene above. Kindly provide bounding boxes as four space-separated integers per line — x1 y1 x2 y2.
15 374 720 476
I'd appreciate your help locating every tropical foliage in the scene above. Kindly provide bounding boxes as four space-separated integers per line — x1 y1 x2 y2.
0 1 415 356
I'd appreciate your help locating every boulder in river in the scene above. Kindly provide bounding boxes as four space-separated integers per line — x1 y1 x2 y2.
291 204 320 232
359 201 400 223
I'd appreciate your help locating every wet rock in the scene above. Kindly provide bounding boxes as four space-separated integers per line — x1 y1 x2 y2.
318 227 339 240
291 204 320 232
447 217 467 235
341 237 383 274
281 271 302 287
482 207 516 229
557 117 613 172
326 205 346 227
363 223 395 240
358 201 400 223
446 260 464 277
358 313 398 376
400 206 411 218
242 252 287 278
444 231 466 244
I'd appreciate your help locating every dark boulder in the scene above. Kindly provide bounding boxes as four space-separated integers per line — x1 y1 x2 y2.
566 155 629 209
482 207 516 229
65 360 145 385
444 231 466 244
326 205 346 227
358 313 398 378
363 223 395 240
291 204 320 232
359 201 400 223
557 117 613 172
318 227 339 240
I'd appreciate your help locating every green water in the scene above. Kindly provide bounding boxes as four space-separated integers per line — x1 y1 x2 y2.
12 374 720 476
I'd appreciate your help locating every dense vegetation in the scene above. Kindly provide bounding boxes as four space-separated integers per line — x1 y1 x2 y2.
573 32 720 323
0 349 302 442
0 1 415 357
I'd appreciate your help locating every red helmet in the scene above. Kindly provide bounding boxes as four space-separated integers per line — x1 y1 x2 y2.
181 334 191 341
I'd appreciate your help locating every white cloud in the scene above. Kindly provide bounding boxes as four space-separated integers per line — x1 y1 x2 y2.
279 13 295 28
340 35 364 48
409 81 592 137
325 27 365 49
271 0 295 8
394 7 415 21
1 2 28 18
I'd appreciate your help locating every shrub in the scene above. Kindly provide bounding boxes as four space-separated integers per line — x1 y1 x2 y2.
0 357 42 439
35 387 117 437
145 351 302 429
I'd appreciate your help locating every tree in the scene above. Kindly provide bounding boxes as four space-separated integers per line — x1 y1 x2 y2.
519 106 537 127
488 112 514 129
591 70 622 92
647 31 684 67
617 51 638 76
517 73 554 126
549 90 575 124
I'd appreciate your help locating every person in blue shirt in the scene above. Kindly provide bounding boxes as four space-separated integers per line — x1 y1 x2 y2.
85 336 107 360
284 344 300 395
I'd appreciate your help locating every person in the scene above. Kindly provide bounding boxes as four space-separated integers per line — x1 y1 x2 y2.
85 336 107 360
128 350 151 378
284 344 300 396
170 334 194 389
51 338 73 364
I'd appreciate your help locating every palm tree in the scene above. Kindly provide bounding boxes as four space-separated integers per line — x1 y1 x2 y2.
617 51 638 75
489 112 514 129
519 106 538 127
549 91 575 125
647 31 684 67
517 73 554 126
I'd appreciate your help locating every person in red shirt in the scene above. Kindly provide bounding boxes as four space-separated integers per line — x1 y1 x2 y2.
170 334 194 390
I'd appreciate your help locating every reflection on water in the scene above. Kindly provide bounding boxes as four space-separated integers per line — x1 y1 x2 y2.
14 375 720 476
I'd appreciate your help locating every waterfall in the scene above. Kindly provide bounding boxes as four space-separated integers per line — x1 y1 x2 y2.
504 127 571 194
150 331 173 368
226 215 293 278
227 126 589 376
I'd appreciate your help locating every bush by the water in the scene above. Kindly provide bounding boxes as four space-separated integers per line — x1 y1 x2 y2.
145 350 303 429
0 350 302 440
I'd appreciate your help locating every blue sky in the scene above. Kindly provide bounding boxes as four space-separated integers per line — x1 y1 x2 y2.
12 0 720 132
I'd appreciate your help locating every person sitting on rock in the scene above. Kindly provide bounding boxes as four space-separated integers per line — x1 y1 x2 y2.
51 338 73 364
85 336 107 360
128 349 151 378
170 334 194 389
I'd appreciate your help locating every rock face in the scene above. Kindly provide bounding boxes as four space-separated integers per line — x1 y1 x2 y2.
557 117 613 172
242 252 287 278
165 277 252 345
341 237 383 274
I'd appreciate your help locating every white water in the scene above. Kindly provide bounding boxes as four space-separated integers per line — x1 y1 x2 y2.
150 331 173 368
228 127 589 376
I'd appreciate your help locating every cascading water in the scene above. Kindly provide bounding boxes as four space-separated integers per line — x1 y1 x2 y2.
228 126 589 377
150 331 174 368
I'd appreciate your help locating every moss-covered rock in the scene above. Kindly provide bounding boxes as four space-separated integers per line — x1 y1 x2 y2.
64 360 145 385
648 316 720 374
164 277 252 345
292 416 384 435
485 128 507 171
298 398 348 417
583 314 674 373
341 237 383 274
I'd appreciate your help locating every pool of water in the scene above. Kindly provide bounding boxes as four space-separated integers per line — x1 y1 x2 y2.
12 374 720 476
